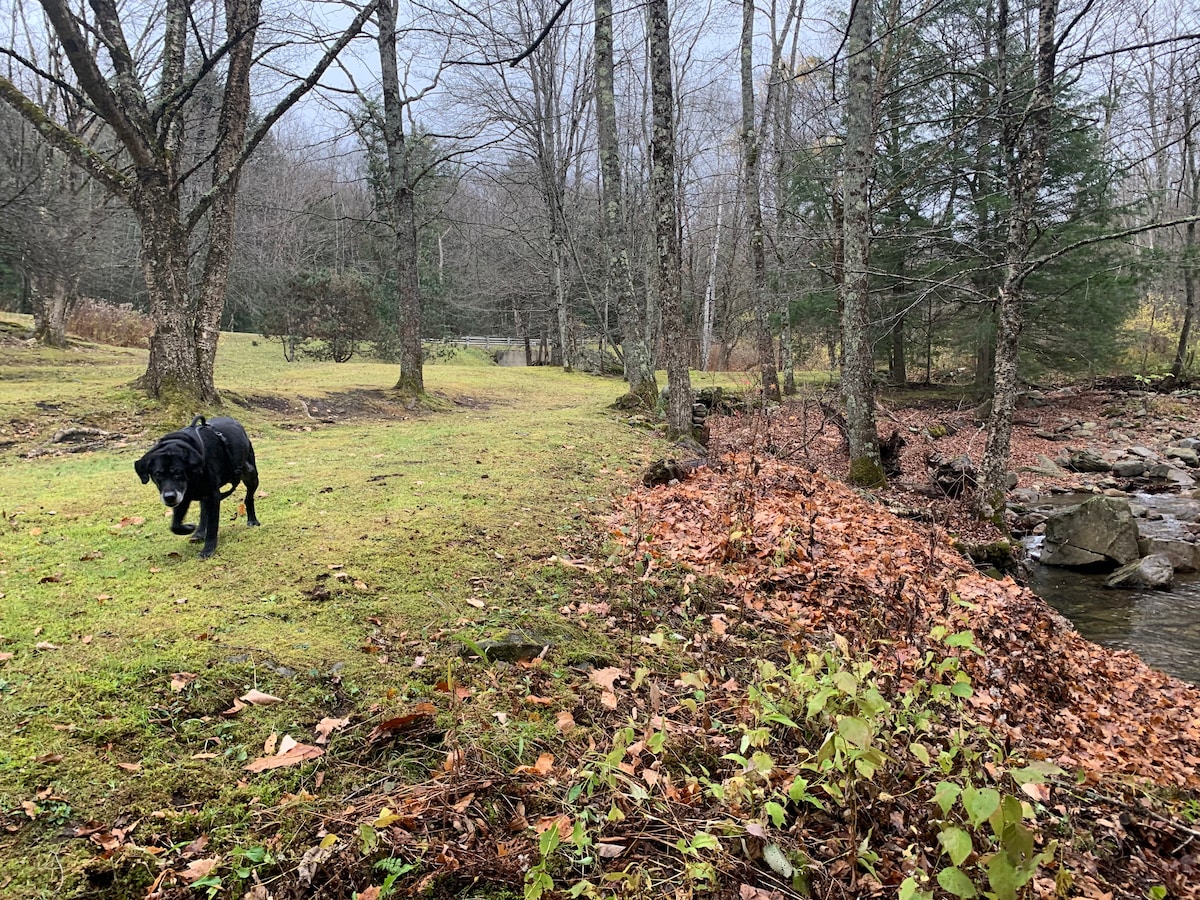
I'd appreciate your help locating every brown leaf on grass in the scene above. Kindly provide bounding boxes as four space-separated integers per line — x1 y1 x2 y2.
170 672 198 693
534 814 573 841
20 800 38 818
357 888 381 900
600 691 618 710
513 753 554 776
35 642 59 651
596 842 626 858
34 753 63 764
90 831 123 852
222 698 247 717
314 716 350 745
588 666 626 692
243 740 323 773
116 762 142 772
555 710 576 733
0 652 12 662
180 857 220 883
239 689 283 706
524 695 553 706
182 834 209 857
263 733 278 755
367 702 436 743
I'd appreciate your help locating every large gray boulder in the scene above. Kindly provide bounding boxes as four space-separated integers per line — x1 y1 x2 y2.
1138 536 1200 573
1104 554 1174 590
1041 496 1140 568
1059 448 1111 473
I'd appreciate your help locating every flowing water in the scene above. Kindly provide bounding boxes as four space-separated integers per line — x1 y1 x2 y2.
1022 493 1200 684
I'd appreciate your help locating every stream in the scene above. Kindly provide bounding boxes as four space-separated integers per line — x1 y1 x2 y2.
1022 493 1200 684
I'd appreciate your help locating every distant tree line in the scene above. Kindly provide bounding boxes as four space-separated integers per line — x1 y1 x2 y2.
1 0 1198 510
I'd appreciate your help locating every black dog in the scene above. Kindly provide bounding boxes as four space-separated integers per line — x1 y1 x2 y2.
134 416 261 558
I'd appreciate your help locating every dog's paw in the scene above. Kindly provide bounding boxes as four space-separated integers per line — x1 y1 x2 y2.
188 531 207 543
198 547 216 560
171 523 197 536
247 518 261 527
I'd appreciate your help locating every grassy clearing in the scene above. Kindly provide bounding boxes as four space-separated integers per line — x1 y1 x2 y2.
0 319 675 898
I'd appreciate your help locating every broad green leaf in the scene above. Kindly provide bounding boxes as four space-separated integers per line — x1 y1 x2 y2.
899 876 934 900
961 786 1001 828
936 866 979 898
690 831 720 851
837 716 872 750
764 801 787 828
938 826 973 866
909 742 931 765
832 670 858 695
807 686 836 718
984 850 1019 900
933 781 961 815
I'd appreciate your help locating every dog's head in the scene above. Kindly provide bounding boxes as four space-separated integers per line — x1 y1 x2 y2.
135 441 203 508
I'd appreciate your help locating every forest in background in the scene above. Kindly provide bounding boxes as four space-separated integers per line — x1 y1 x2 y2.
1 0 1198 502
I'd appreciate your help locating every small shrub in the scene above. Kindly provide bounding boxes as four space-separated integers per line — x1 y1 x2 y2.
67 299 152 348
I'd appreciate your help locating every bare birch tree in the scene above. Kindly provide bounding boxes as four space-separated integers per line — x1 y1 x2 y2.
741 0 782 401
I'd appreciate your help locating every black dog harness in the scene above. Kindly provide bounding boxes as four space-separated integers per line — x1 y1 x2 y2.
187 416 241 499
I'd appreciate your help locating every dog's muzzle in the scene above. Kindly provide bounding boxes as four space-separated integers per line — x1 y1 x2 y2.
161 491 182 507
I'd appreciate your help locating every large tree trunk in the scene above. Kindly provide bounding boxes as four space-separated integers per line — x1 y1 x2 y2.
595 0 655 403
135 177 211 401
741 0 781 402
194 0 261 401
647 0 693 438
976 0 1059 520
30 271 74 348
377 0 424 395
840 0 884 486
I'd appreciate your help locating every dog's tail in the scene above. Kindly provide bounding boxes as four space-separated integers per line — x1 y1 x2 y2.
190 415 207 428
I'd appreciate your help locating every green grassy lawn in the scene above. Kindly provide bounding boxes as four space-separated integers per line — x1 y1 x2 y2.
0 321 678 898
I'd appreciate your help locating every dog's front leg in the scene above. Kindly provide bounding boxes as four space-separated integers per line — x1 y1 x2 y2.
198 496 220 559
170 501 196 535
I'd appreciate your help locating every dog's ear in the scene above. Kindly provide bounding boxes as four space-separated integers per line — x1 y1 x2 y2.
134 455 151 484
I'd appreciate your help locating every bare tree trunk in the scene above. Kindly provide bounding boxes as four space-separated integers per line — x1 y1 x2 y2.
647 0 693 438
976 0 1059 520
1172 102 1198 379
595 0 655 402
840 0 884 486
30 271 74 348
552 236 571 370
700 195 722 371
376 0 424 395
741 0 781 401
